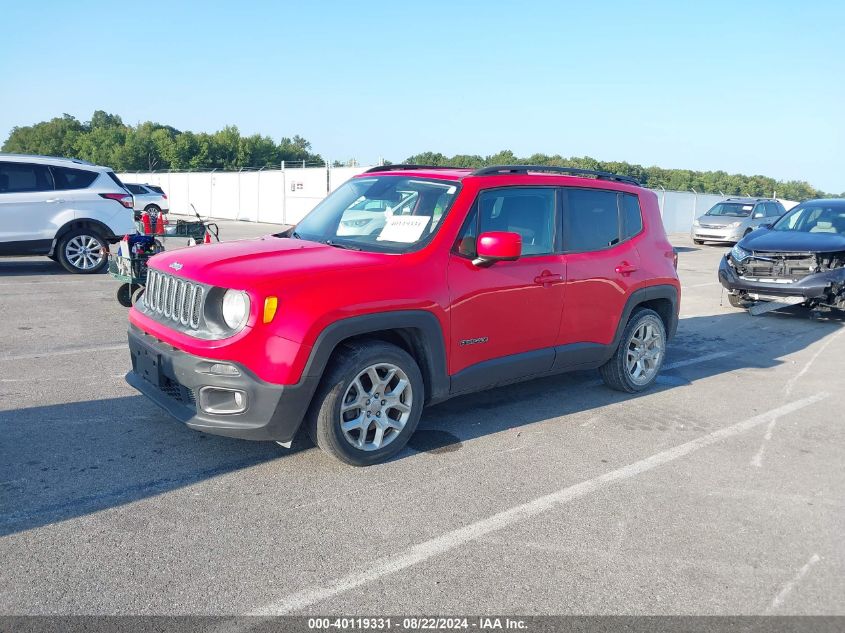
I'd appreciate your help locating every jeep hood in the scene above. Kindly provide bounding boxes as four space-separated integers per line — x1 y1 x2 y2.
148 236 392 288
740 228 845 253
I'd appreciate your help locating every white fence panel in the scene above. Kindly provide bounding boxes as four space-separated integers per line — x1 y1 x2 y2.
117 169 799 233
329 166 368 191
284 167 328 224
258 170 285 224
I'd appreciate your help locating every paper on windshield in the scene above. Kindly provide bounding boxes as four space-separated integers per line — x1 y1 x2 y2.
377 216 431 242
742 205 753 211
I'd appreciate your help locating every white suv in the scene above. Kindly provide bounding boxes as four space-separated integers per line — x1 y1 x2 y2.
0 154 136 273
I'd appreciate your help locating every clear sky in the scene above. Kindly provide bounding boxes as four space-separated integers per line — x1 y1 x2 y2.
1 0 843 192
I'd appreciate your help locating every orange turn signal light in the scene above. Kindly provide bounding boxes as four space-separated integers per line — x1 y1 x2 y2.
263 296 278 324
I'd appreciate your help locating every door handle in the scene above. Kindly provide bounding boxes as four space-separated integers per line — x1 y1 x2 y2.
615 262 638 275
534 272 563 285
45 198 66 203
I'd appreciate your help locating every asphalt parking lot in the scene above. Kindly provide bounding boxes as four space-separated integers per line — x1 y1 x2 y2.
1 221 843 616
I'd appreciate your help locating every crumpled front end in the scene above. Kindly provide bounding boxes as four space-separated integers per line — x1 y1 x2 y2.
719 248 845 310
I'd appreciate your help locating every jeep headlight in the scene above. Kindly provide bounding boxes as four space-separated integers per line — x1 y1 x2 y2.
221 290 250 330
693 219 701 227
731 244 750 261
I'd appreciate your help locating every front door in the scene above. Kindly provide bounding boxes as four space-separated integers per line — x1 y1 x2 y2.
447 187 564 392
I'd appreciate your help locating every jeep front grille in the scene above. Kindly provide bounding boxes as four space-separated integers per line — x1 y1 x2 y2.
144 269 204 329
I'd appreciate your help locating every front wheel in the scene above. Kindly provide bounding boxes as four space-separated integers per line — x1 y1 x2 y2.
56 228 108 274
728 293 752 309
600 308 667 393
306 341 424 466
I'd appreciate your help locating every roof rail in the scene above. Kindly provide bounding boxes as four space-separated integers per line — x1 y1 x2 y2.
470 165 641 186
364 164 467 173
0 153 94 165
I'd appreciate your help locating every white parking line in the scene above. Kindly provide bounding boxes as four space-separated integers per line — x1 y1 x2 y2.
768 553 821 612
751 330 843 468
247 392 829 615
0 344 126 362
0 279 114 286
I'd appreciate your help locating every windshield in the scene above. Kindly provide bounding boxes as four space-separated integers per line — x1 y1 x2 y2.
772 203 845 235
290 176 460 252
706 202 754 217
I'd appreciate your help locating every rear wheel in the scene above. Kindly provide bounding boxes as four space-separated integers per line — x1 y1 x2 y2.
57 228 108 274
306 341 424 466
600 308 667 393
116 283 132 307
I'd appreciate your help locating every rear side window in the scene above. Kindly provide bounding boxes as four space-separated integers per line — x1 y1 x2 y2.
563 188 621 252
146 185 164 194
52 166 98 190
621 194 643 239
766 202 782 217
0 162 52 193
126 184 147 195
106 171 127 190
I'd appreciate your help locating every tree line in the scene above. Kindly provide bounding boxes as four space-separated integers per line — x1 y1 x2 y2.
1 111 323 172
403 151 837 201
2 112 836 200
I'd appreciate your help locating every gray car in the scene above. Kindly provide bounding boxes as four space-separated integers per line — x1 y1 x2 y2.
125 183 169 219
691 197 785 245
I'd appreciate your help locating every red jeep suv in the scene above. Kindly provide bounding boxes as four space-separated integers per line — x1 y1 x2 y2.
126 165 680 465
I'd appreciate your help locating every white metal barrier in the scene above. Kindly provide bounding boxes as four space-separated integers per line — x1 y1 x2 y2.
118 167 798 233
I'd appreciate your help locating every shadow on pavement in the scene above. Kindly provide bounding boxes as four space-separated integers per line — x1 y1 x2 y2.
1 310 840 536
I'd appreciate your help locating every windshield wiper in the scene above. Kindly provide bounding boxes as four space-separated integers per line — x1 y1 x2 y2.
324 239 361 251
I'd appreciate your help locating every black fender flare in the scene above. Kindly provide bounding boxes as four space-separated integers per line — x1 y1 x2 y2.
301 310 450 404
50 219 119 255
611 284 679 348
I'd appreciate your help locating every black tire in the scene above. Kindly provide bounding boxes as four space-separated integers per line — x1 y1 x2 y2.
693 239 704 245
727 293 750 309
305 341 424 466
599 308 667 393
116 283 132 307
56 228 108 274
131 286 145 306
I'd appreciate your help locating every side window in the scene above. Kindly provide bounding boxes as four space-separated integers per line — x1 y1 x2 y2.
126 184 146 195
455 188 557 257
563 188 621 252
52 167 98 190
767 202 782 217
0 162 52 193
621 194 643 240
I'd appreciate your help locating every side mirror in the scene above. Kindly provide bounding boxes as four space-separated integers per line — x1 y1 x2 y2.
473 231 521 266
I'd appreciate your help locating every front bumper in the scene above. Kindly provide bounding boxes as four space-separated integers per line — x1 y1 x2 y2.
718 255 844 301
125 326 317 443
691 226 742 242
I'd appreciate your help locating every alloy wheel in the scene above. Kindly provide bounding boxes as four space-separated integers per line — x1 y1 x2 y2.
625 321 664 385
65 235 105 271
339 363 413 451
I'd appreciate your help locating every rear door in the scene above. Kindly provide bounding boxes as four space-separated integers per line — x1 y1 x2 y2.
0 161 55 248
558 188 646 347
447 187 565 390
